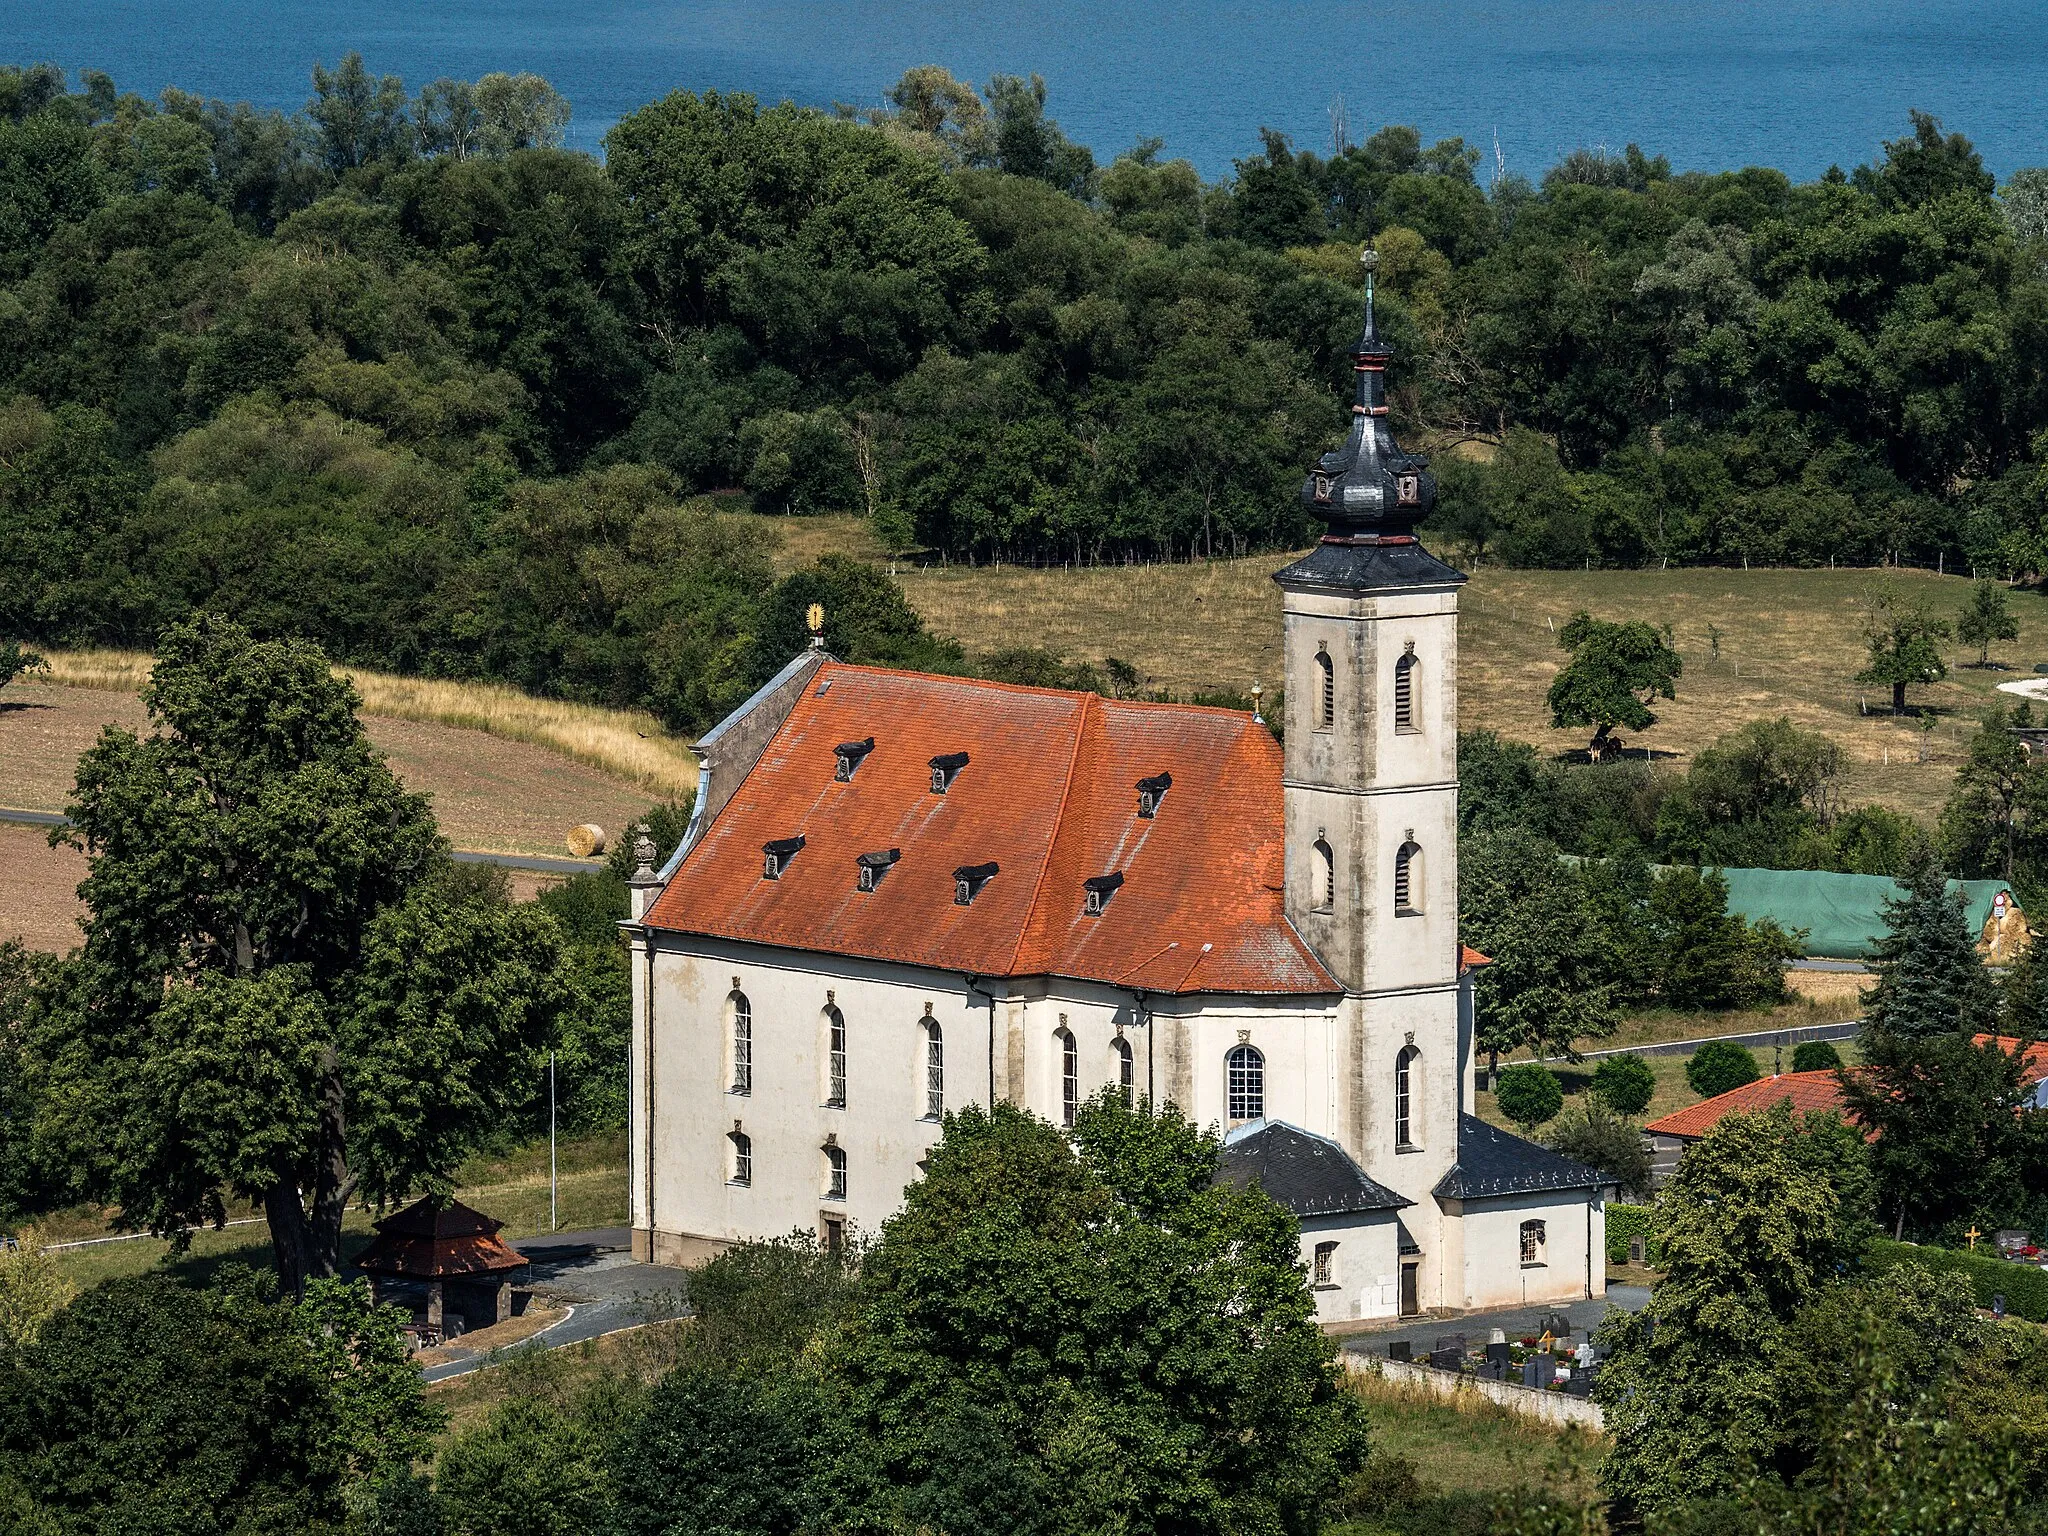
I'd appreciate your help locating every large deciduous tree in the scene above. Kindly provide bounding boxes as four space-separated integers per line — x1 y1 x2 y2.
1857 587 1952 714
34 615 566 1291
833 1093 1371 1536
1545 610 1682 759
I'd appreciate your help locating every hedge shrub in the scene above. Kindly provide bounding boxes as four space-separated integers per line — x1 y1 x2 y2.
1605 1202 1662 1267
1791 1040 1843 1073
1592 1054 1656 1115
1495 1063 1563 1128
1864 1238 2048 1322
1686 1039 1762 1098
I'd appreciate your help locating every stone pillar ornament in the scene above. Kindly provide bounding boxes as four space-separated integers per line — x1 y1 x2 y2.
627 823 662 920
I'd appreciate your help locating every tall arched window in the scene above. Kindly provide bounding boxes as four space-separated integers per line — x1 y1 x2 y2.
824 1006 847 1108
728 1129 752 1186
1394 651 1419 733
1395 1045 1420 1150
1394 840 1422 915
1313 836 1335 911
923 1018 944 1120
1226 1044 1264 1122
1058 1027 1078 1127
1315 648 1335 731
824 1144 847 1201
1113 1036 1134 1105
730 993 753 1096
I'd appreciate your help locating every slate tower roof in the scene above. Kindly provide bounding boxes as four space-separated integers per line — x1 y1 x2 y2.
1277 248 1465 594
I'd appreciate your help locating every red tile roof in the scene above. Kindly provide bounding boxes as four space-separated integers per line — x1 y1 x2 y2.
1643 1036 2048 1143
644 663 1339 995
1644 1070 1850 1141
353 1196 527 1279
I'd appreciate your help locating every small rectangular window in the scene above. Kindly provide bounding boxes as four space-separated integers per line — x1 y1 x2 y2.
1313 1240 1337 1287
1520 1219 1547 1267
730 1132 752 1186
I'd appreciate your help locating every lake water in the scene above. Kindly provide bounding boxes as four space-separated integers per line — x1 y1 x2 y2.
9 0 2048 181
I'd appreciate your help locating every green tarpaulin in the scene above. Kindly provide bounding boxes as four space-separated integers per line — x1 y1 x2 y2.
1716 867 2013 961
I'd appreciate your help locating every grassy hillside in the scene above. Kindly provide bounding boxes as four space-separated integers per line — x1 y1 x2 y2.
898 558 2034 823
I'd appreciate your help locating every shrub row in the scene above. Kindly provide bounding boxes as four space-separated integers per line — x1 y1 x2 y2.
1605 1202 1662 1267
1864 1237 2048 1322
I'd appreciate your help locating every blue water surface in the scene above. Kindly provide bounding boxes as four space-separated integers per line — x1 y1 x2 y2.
5 0 2045 181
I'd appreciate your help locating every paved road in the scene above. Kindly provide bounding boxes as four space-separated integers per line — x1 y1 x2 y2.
1575 1020 1860 1063
416 1228 686 1383
1338 1284 1652 1362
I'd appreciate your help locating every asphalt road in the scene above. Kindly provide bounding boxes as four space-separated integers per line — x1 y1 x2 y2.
1339 1284 1653 1363
417 1228 686 1383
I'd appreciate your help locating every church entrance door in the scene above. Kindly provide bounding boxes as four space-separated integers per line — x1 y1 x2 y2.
1399 1262 1420 1317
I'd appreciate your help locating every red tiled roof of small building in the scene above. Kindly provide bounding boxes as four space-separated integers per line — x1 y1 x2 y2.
643 663 1340 995
1643 1070 1850 1141
1644 1035 2048 1144
353 1195 527 1279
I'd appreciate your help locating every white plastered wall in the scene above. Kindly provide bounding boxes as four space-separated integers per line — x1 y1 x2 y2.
1300 1210 1403 1323
1445 1191 1610 1312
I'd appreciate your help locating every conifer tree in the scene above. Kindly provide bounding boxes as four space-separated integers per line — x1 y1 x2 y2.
1859 849 1998 1039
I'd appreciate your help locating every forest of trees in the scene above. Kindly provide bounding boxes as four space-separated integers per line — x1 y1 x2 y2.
6 57 2048 733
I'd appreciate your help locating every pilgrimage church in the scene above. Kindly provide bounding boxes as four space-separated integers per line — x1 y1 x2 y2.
623 269 1609 1319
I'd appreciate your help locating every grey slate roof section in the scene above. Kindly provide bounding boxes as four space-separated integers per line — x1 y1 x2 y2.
1216 1120 1412 1217
1432 1113 1611 1200
1273 538 1467 594
662 648 832 878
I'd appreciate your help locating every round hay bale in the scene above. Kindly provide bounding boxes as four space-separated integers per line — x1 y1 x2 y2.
565 824 607 858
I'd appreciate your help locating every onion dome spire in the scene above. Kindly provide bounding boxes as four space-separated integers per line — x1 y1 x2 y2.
1299 246 1437 541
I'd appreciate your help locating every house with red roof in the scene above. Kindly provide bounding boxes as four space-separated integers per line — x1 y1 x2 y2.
1643 1035 2048 1181
619 278 1609 1320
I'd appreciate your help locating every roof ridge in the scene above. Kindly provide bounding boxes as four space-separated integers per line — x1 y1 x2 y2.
1005 688 1096 975
814 660 1262 719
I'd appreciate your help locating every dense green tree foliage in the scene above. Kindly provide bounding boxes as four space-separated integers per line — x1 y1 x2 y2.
0 1269 438 1534
16 617 569 1291
8 58 2048 732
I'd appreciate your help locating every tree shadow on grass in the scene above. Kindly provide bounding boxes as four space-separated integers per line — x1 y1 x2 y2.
0 699 53 715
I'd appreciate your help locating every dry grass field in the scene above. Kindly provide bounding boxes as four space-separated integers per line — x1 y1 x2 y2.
0 679 661 860
898 558 2034 824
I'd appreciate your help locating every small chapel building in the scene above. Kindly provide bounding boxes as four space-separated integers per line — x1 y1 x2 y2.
623 270 1608 1318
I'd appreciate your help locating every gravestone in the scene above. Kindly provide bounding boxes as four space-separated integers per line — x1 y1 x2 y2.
1388 1340 1412 1362
1565 1371 1592 1397
1629 1235 1646 1265
1435 1333 1468 1356
1522 1356 1554 1389
1996 1229 2030 1256
1486 1340 1512 1372
1540 1312 1574 1340
1478 1360 1504 1382
1429 1347 1461 1371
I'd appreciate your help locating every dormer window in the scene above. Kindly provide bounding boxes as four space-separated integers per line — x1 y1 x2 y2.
929 751 969 793
1082 871 1124 917
762 835 805 880
855 848 900 892
953 862 998 906
1313 473 1334 503
1135 771 1172 819
833 737 875 782
1397 473 1421 506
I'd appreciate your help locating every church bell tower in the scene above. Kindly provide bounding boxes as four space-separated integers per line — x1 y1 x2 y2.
1275 249 1466 1197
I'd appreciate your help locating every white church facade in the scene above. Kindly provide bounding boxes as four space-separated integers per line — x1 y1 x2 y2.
623 270 1608 1320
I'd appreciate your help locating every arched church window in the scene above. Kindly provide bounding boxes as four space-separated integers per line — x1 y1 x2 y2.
1314 836 1335 911
1394 839 1422 915
923 1018 944 1121
729 993 753 1096
1226 1044 1264 1123
729 1129 752 1186
1113 1036 1134 1105
824 1144 847 1201
1395 1045 1419 1150
1315 648 1334 731
1058 1027 1078 1127
824 1005 847 1108
1394 650 1419 734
